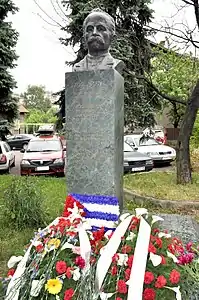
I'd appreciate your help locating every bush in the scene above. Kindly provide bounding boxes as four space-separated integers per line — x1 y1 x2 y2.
3 177 48 229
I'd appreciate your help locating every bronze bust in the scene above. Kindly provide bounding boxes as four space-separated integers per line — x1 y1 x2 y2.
73 8 124 74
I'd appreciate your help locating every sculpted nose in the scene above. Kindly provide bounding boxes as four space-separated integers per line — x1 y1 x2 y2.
93 27 97 35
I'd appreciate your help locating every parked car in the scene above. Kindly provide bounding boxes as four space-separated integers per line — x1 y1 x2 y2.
20 134 66 177
123 141 153 173
6 134 34 150
0 141 15 173
124 134 176 164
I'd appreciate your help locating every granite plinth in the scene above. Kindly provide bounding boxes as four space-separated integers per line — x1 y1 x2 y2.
65 69 124 211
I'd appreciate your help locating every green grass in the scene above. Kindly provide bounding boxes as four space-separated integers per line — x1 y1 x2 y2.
124 172 199 201
0 175 67 275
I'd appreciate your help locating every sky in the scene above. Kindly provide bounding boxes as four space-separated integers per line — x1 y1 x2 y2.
10 0 196 94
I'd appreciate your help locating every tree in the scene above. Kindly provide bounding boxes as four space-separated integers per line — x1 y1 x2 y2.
22 85 52 113
0 0 19 140
148 0 199 184
151 46 199 128
56 0 161 131
25 107 57 124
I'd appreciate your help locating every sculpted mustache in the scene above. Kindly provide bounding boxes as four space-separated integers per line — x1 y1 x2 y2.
87 36 104 43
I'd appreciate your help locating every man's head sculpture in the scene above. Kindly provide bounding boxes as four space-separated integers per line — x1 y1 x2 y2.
73 8 124 74
83 8 115 56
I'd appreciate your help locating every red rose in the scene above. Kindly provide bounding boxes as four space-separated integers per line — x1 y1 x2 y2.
7 268 15 277
143 288 156 300
56 261 67 274
35 244 44 253
127 255 134 268
66 267 73 279
125 268 131 281
64 288 74 300
75 256 85 269
111 265 118 276
155 275 167 288
148 243 157 254
117 280 127 294
169 269 180 284
144 272 155 284
161 255 166 265
122 245 132 254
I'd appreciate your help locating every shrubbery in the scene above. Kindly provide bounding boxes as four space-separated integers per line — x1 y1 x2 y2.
3 177 48 229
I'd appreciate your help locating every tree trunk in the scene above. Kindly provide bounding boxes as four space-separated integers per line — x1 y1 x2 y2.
176 81 199 184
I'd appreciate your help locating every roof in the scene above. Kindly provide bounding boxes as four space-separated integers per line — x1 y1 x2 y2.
19 104 29 113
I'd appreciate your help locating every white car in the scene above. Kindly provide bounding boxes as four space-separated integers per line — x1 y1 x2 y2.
124 134 176 164
0 141 15 173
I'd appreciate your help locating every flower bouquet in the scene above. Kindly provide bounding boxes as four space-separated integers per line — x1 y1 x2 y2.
2 196 199 300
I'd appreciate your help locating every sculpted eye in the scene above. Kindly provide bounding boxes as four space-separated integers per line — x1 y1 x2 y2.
86 25 93 32
97 25 106 31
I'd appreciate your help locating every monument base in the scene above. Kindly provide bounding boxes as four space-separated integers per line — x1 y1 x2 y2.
65 69 124 211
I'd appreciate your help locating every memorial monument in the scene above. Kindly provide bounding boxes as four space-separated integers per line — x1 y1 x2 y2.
65 8 124 212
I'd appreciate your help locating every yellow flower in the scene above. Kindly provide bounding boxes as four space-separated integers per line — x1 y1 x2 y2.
45 278 62 295
47 238 61 249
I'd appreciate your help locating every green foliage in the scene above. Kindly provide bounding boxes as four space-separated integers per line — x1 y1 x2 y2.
22 85 52 113
151 46 199 127
3 177 48 229
25 107 58 124
0 0 19 136
191 114 199 148
58 0 161 130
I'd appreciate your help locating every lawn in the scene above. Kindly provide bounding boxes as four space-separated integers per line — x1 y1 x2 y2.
0 175 66 276
124 171 199 201
0 172 198 276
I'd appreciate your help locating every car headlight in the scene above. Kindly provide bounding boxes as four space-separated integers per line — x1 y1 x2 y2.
123 161 129 166
54 158 64 164
147 152 159 156
21 159 30 165
146 159 153 165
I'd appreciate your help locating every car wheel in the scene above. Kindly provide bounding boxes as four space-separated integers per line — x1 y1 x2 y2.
57 172 65 177
22 143 28 150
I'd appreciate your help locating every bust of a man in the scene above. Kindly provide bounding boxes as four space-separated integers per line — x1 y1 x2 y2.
73 8 124 74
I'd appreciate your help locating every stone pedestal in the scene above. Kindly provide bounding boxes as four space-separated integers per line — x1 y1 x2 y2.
65 69 124 211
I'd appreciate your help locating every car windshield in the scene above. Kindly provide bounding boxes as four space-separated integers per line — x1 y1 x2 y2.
27 140 62 152
134 137 159 146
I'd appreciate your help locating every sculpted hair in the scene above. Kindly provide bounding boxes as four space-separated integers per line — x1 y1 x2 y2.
83 8 115 36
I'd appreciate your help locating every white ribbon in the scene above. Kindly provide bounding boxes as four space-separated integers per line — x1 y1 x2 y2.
78 223 91 275
127 217 151 300
95 215 133 294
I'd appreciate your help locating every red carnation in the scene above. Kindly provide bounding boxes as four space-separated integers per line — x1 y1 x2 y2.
161 255 166 265
169 269 180 284
127 255 134 268
35 244 44 253
144 272 155 284
143 288 156 300
155 238 163 249
155 275 167 288
66 267 73 279
92 227 105 241
148 243 157 254
122 245 132 254
117 280 127 294
111 265 118 276
56 261 67 274
112 253 119 263
75 256 85 269
64 288 74 300
125 268 131 281
7 268 15 277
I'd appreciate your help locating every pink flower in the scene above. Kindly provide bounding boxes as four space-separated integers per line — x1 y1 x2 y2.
75 256 85 269
178 253 194 265
56 261 67 274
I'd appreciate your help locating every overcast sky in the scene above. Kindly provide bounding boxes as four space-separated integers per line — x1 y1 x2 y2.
10 0 196 94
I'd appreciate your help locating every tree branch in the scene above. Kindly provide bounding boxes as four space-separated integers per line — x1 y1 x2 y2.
193 0 199 29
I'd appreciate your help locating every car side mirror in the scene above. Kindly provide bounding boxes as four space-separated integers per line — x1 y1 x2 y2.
20 149 25 153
